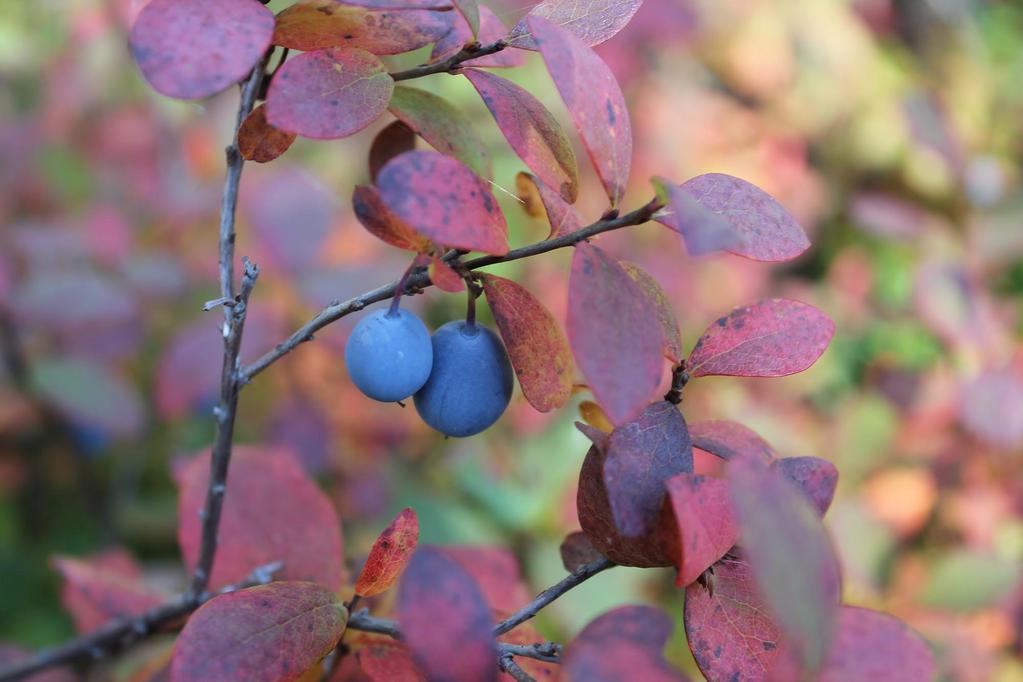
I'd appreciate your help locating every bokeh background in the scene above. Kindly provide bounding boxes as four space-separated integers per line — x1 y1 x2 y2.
1 0 1022 679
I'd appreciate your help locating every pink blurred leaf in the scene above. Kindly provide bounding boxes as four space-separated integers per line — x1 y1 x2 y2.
0 645 77 682
31 360 144 438
177 446 345 590
960 367 1023 450
665 474 738 587
273 1 454 54
562 605 688 682
652 176 742 256
657 174 810 262
603 402 693 538
508 0 645 49
388 86 492 179
728 460 842 677
568 243 664 426
529 17 632 207
452 0 479 36
375 151 508 255
689 420 775 463
688 299 834 378
514 172 583 239
431 6 524 68
817 606 935 682
265 48 393 140
170 582 347 682
397 547 497 682
772 456 838 518
129 0 274 100
620 262 684 363
52 552 165 634
429 257 464 292
464 69 578 202
439 546 532 617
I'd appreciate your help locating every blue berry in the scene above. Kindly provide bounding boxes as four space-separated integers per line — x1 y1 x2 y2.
345 308 433 402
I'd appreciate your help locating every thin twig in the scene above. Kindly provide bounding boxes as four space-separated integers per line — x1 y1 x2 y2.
0 562 282 682
500 655 536 682
492 557 615 636
389 39 508 82
239 199 664 383
189 49 270 599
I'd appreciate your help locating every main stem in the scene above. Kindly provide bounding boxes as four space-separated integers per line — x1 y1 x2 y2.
188 55 269 600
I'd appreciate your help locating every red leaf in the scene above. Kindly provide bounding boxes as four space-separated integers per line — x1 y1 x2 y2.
430 6 525 68
817 606 935 682
388 86 492 179
452 0 479 36
481 274 573 413
52 552 165 634
177 446 345 590
652 177 742 256
688 299 834 378
273 1 454 54
129 0 274 100
464 69 579 202
369 121 416 183
772 456 838 518
684 551 784 682
562 605 688 682
397 547 497 682
664 474 739 587
529 17 632 207
429 257 465 292
354 508 419 598
375 151 508 255
577 446 677 568
662 174 810 262
352 185 431 252
439 546 532 617
170 582 348 682
568 243 663 426
559 531 605 573
515 172 583 239
265 48 393 140
508 0 645 49
619 262 684 363
728 460 842 677
355 639 424 682
238 105 296 164
689 420 775 463
603 402 693 538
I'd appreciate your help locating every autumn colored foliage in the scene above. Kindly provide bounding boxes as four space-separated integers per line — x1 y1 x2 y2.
2 1 1022 681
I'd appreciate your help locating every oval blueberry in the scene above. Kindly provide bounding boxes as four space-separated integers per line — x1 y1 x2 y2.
345 308 433 402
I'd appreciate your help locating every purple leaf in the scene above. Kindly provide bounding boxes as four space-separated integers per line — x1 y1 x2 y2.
431 6 524 68
772 456 839 517
652 176 742 256
562 606 688 682
689 420 775 463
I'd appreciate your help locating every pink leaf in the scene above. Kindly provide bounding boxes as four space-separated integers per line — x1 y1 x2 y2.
52 552 165 634
265 48 393 140
375 151 508 255
652 176 742 256
960 367 1023 450
603 402 693 538
398 547 497 682
568 243 664 426
439 546 532 617
772 456 838 518
664 474 739 587
429 257 464 292
508 0 645 49
661 174 810 262
515 172 584 239
562 605 688 682
620 262 684 363
129 0 274 100
529 17 632 207
352 184 431 253
689 420 776 463
464 69 578 202
728 460 842 677
817 606 935 682
688 299 834 378
431 6 524 68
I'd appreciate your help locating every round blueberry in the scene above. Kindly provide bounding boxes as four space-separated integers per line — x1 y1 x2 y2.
345 308 433 402
414 321 513 437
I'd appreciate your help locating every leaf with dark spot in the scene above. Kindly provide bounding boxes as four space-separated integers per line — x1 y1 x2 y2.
265 48 393 140
170 582 348 682
482 274 573 413
397 547 497 682
273 1 454 54
464 69 578 202
355 508 419 598
772 456 838 517
568 243 664 426
388 86 492 179
562 605 688 682
688 299 834 378
375 151 508 255
529 17 632 207
129 0 274 100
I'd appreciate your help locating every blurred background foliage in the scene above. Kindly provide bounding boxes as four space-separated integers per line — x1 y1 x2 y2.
1 0 1022 680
